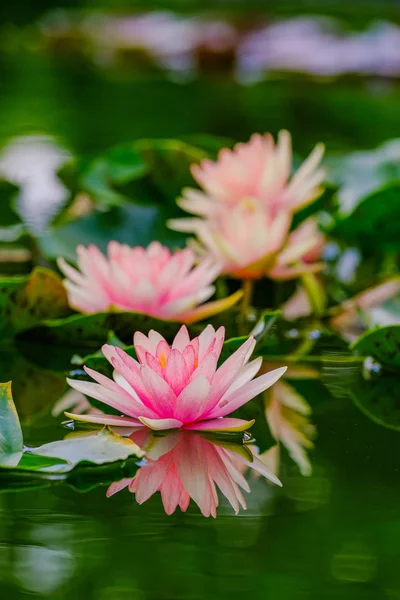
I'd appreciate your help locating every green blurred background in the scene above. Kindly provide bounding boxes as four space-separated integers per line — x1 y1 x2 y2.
0 0 399 157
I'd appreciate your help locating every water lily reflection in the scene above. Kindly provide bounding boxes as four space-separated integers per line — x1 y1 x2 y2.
107 429 281 517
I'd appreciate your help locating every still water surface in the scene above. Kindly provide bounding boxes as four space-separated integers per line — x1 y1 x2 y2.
1 361 399 599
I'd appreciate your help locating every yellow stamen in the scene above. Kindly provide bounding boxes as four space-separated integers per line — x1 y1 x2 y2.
159 353 167 368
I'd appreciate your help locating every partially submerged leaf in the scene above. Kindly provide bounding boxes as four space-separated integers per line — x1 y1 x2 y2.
0 267 69 337
351 325 400 369
0 382 23 467
350 374 400 431
33 427 144 472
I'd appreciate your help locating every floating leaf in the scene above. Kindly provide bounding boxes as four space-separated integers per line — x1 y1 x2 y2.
32 427 144 472
350 374 400 431
20 311 180 349
351 325 400 369
0 382 23 467
0 267 69 338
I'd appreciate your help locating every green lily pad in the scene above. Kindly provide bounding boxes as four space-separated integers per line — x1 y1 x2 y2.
20 311 180 349
33 426 144 472
351 325 400 369
350 374 400 431
0 382 23 467
0 267 69 338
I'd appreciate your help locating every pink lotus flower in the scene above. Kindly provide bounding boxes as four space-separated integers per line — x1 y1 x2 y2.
172 205 325 279
177 130 326 217
107 429 281 517
57 241 241 323
66 324 287 432
168 131 326 279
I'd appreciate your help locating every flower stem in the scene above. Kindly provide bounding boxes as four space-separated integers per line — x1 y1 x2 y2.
239 279 254 334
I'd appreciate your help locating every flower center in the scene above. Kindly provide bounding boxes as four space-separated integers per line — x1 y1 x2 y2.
158 353 167 368
239 197 258 213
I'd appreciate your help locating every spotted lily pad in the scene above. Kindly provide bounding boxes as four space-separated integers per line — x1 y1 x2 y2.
0 267 69 338
350 374 400 431
351 325 400 369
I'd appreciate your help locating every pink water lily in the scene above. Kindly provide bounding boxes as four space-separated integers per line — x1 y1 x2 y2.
107 429 281 517
171 205 324 279
58 241 241 323
168 131 326 279
66 325 287 432
176 130 326 217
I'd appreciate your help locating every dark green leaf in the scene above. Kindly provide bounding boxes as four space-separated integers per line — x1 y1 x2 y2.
0 267 70 338
0 382 23 467
81 138 207 208
0 180 21 227
351 325 400 369
39 202 186 263
0 347 66 421
350 374 400 431
332 184 400 251
20 311 181 349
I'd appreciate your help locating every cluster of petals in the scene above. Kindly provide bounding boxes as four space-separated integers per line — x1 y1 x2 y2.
58 241 239 323
169 130 326 279
107 428 281 517
66 324 287 432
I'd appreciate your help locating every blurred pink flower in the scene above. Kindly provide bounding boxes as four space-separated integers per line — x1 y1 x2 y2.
169 131 326 279
58 241 241 323
107 429 281 517
265 380 315 476
179 131 325 215
66 324 286 432
172 206 324 279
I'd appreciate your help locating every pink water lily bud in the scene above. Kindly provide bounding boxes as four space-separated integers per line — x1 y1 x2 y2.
66 324 287 432
107 429 282 517
57 241 240 323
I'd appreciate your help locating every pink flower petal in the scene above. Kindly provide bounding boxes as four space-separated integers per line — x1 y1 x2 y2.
138 417 183 430
165 349 190 396
174 375 211 423
171 325 191 351
185 418 255 432
64 411 144 428
140 366 177 417
210 366 287 418
106 478 131 497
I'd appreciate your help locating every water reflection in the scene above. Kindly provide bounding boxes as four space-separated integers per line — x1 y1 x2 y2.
107 429 281 517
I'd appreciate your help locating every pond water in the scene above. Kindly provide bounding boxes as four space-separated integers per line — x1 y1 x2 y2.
1 4 400 599
1 355 400 599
